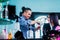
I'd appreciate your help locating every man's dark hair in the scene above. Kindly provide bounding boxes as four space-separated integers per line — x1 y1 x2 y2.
22 6 31 13
20 7 31 16
14 31 24 40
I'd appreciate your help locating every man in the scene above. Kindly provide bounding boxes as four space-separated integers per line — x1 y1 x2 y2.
19 7 40 39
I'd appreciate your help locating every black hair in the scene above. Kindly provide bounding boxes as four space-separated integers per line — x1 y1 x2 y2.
14 31 24 39
22 6 31 13
49 13 59 26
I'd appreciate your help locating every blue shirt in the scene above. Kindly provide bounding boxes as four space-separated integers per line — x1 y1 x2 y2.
18 16 35 39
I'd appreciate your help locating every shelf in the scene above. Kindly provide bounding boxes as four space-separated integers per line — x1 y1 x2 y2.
0 0 9 2
0 18 13 25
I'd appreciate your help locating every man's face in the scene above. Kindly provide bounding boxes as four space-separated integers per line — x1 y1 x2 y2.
24 10 32 19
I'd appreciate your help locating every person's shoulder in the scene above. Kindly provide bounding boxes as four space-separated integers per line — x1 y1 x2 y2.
43 23 50 28
20 16 22 18
44 23 50 26
45 23 50 25
18 16 23 21
19 16 23 19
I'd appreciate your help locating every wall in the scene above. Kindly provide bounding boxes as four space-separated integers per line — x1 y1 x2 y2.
9 0 60 16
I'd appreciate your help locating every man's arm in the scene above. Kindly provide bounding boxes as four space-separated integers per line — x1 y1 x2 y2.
28 20 40 31
30 20 40 25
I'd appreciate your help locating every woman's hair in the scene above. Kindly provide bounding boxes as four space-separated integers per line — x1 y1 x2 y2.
22 6 31 13
49 13 59 26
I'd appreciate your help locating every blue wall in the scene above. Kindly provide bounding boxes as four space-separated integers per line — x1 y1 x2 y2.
9 0 60 16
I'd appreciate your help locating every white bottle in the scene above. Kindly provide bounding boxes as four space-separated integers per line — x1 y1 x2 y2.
5 6 8 19
0 3 3 18
27 28 33 39
5 1 9 19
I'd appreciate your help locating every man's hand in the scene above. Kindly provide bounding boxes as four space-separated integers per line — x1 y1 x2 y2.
30 21 36 25
35 26 40 31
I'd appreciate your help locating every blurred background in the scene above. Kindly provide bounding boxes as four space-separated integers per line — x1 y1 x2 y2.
0 0 60 39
